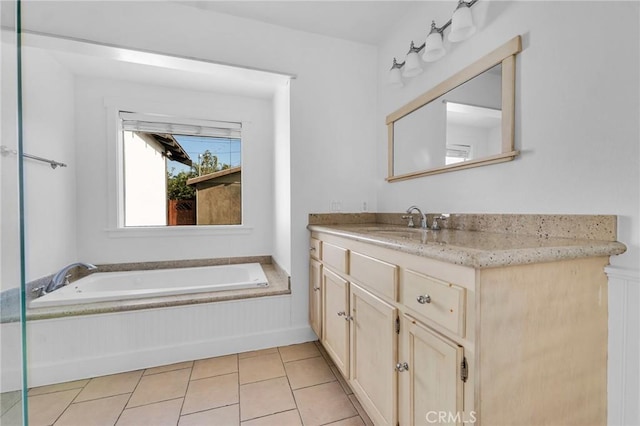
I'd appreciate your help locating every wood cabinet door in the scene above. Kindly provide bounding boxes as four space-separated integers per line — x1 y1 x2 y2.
399 315 465 426
349 283 398 426
321 267 350 377
309 258 322 338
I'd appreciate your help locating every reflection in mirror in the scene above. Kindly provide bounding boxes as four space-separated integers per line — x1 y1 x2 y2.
393 64 502 175
387 36 521 181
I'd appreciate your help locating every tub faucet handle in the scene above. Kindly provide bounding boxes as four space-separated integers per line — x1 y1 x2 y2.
401 215 415 227
31 286 47 298
431 214 450 230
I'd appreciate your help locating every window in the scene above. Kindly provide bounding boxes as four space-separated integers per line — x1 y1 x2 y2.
119 112 242 227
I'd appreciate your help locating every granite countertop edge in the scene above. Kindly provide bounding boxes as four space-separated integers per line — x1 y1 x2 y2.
307 224 627 269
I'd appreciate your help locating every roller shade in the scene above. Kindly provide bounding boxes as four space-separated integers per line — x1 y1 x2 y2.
120 111 242 138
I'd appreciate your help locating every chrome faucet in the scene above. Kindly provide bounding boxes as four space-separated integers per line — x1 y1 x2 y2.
403 205 428 229
44 262 97 294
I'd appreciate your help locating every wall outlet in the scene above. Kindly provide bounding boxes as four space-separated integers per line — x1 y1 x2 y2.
362 201 368 212
330 201 343 212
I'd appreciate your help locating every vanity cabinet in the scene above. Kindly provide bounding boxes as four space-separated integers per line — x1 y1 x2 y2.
398 314 465 426
309 238 323 338
321 267 350 377
309 258 322 338
349 282 397 426
310 229 611 426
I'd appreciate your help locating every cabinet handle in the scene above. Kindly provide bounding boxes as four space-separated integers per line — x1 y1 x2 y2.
310 247 316 252
337 311 346 316
417 294 432 304
313 287 320 292
395 362 409 372
344 315 353 321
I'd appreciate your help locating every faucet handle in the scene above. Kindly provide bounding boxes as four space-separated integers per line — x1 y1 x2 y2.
431 214 449 230
401 215 415 227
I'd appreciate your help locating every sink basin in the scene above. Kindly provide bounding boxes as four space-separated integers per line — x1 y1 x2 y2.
348 226 431 239
351 225 423 233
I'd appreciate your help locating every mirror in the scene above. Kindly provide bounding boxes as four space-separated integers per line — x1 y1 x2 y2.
387 36 522 181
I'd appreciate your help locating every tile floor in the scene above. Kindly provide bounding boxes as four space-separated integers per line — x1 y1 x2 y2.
27 341 373 426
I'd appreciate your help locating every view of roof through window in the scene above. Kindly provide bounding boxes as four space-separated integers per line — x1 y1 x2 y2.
169 136 241 176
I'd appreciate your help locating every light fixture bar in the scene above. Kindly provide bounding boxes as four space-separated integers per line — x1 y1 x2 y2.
388 0 480 87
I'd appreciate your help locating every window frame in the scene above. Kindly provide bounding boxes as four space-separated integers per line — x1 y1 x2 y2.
104 97 252 237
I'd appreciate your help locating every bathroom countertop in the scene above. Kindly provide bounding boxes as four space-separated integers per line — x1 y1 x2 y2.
308 223 627 269
23 263 290 322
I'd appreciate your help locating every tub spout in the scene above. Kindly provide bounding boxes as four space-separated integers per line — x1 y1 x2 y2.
44 262 97 294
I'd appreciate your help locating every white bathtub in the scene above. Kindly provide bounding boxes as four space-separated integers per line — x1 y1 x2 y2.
29 263 269 308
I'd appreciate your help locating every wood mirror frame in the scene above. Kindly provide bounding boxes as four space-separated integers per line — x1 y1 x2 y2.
386 36 522 182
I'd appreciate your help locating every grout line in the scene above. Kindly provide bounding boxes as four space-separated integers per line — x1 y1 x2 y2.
239 373 287 387
240 407 300 424
289 377 338 392
143 362 194 376
180 402 238 419
178 363 196 418
189 370 240 383
281 353 325 364
112 371 145 425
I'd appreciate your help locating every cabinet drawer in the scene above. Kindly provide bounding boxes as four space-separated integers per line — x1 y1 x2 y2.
310 238 322 260
350 251 398 301
322 243 349 274
402 270 465 337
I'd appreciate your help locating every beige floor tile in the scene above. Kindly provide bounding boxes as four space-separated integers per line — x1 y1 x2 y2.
238 353 285 385
179 404 240 426
294 382 357 426
278 342 320 363
144 361 193 376
191 354 237 380
127 368 191 408
181 372 239 415
238 348 279 359
241 409 302 425
239 377 296 421
1 390 22 415
284 356 336 390
75 370 143 403
116 398 182 426
1 399 23 426
326 416 365 426
29 379 90 396
331 365 353 395
348 395 373 426
28 389 81 426
55 394 129 426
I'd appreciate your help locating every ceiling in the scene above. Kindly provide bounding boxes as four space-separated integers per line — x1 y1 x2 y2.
178 1 431 45
24 33 290 98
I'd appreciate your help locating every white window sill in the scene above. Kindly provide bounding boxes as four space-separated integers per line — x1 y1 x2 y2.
106 225 253 238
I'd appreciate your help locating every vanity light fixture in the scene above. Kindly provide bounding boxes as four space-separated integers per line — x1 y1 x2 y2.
389 58 405 87
423 21 447 62
388 0 479 86
402 41 425 77
449 0 477 42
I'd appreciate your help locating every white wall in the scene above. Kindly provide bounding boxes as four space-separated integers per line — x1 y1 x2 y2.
378 2 639 424
22 1 378 325
123 132 167 227
273 83 292 273
22 46 77 281
377 1 639 271
75 76 275 263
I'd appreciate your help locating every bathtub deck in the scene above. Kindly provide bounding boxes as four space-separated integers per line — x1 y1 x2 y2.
23 341 372 426
25 263 290 321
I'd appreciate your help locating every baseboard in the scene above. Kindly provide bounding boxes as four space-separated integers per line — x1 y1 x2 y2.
27 324 316 388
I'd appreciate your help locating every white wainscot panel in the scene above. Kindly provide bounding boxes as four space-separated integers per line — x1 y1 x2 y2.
607 267 640 426
26 295 315 387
